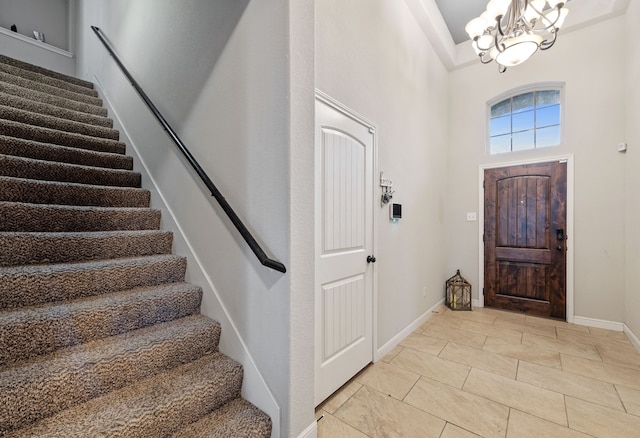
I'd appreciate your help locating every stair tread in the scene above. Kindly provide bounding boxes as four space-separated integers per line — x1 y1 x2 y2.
0 54 95 89
0 175 150 208
0 119 125 154
0 92 113 128
0 154 141 187
0 135 132 170
0 201 161 232
0 81 107 116
0 104 119 140
0 315 223 434
0 230 173 266
172 398 272 438
0 62 99 98
0 254 187 309
4 352 242 437
0 72 102 106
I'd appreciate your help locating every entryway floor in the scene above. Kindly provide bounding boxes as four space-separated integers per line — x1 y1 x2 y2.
315 305 640 437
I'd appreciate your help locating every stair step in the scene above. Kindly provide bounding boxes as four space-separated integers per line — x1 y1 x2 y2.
0 54 95 89
0 176 149 207
0 71 102 106
0 254 187 309
0 282 202 365
0 315 222 434
0 202 161 232
172 398 272 438
4 352 243 437
0 81 107 116
0 92 113 128
0 135 132 170
0 119 125 154
0 105 118 140
0 230 173 266
0 62 99 98
0 154 140 188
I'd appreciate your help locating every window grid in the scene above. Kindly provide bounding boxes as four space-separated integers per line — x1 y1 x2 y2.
489 89 562 155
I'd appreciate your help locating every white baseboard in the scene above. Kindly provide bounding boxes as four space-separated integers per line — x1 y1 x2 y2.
472 298 483 308
572 316 624 332
375 299 445 361
297 420 318 438
624 324 640 352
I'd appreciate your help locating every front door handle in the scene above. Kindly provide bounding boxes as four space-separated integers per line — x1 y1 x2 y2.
557 245 564 251
367 255 376 263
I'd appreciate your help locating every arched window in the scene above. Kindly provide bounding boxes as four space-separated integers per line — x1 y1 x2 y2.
488 84 563 155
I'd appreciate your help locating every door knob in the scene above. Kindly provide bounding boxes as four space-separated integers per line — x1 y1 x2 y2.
367 255 376 263
556 245 564 251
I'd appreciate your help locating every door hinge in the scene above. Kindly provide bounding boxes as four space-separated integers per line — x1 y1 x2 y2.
482 288 485 296
483 234 485 242
483 179 485 189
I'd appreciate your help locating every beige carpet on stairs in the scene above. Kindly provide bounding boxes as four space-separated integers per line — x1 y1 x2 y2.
0 53 272 437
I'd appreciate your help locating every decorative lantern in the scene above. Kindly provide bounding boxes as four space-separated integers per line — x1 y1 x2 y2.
446 269 472 311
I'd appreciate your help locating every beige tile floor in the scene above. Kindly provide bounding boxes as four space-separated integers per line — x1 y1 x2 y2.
315 305 640 438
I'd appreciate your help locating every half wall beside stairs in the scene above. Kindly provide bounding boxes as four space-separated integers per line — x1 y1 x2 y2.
0 53 272 436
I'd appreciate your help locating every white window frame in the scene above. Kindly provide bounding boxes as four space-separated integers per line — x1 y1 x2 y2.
486 82 565 155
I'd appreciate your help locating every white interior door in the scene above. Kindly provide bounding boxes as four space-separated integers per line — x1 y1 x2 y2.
315 94 374 406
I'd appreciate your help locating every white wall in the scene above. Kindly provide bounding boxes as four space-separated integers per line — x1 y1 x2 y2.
625 2 640 337
0 0 69 49
75 1 315 436
316 0 450 349
448 17 627 323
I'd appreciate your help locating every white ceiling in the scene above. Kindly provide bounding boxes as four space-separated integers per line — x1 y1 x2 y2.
407 0 631 70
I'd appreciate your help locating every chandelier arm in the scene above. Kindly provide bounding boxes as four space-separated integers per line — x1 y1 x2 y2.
543 5 564 30
540 28 558 50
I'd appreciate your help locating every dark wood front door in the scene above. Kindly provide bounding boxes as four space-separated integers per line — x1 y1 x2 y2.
484 161 567 320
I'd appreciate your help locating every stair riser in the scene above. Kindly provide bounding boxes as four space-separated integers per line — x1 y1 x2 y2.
0 177 150 208
0 284 203 366
0 105 119 140
0 62 99 98
0 256 187 309
1 92 113 128
0 155 141 188
0 317 222 434
0 54 95 89
0 120 125 154
0 202 161 232
0 72 102 106
0 231 173 266
0 136 132 170
0 81 107 116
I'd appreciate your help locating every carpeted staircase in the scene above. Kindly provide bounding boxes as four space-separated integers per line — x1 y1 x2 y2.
0 54 272 437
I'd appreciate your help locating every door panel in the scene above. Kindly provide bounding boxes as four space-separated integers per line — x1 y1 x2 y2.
484 161 566 319
315 97 374 406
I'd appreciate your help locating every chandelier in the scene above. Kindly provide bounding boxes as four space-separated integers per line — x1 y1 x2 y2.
465 0 569 72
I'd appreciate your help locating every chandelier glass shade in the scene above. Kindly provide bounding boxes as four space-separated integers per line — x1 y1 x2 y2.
465 0 569 72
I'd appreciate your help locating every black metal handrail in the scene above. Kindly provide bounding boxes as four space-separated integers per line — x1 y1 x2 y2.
91 26 286 273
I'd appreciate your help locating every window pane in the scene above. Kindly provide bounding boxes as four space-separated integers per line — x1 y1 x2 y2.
512 110 534 132
490 115 511 136
536 105 560 128
536 125 561 147
512 92 534 113
536 90 560 108
490 134 511 154
512 130 534 151
491 99 511 118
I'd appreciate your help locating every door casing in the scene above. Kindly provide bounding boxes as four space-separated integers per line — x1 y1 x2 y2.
478 155 574 323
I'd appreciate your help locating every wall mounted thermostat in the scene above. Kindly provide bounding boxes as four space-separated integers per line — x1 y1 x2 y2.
390 203 402 220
